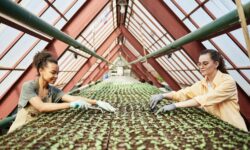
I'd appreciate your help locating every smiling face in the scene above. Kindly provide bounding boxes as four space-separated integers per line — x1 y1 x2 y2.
198 53 219 77
39 62 59 84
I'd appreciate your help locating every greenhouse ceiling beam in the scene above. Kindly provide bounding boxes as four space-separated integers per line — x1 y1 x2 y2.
121 49 153 85
140 0 204 62
130 68 144 80
122 45 162 87
63 28 121 92
0 0 110 64
131 1 250 65
121 52 148 81
121 51 150 82
121 26 181 90
0 0 109 119
91 50 120 82
83 48 120 84
93 66 109 82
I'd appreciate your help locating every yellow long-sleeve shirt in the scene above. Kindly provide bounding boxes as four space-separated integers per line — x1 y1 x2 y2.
171 71 248 132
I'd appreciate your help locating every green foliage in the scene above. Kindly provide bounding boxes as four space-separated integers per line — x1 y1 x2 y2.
0 82 249 149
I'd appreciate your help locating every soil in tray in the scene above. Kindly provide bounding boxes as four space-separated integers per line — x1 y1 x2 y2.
1 82 250 149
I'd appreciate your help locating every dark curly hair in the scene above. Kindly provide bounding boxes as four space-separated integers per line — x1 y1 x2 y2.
200 49 227 74
33 51 58 75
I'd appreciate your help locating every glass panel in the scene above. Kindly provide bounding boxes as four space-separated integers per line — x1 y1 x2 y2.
158 40 165 47
0 70 8 80
186 71 199 82
190 8 213 27
169 71 182 84
175 71 187 85
133 5 163 38
193 70 204 80
175 0 198 14
180 71 192 84
54 72 66 85
171 53 187 70
212 35 250 67
61 56 77 71
163 0 185 20
124 40 141 57
40 7 60 25
225 60 233 68
17 41 48 69
135 1 166 34
128 25 150 48
53 0 74 13
0 71 23 97
102 41 116 57
57 72 71 87
204 0 235 18
0 25 21 54
161 36 171 45
76 57 87 70
94 27 113 50
241 70 250 80
228 70 250 96
19 0 47 16
156 58 182 84
58 51 71 68
166 34 175 42
54 18 67 30
202 40 217 49
175 51 195 70
180 50 198 69
65 57 81 72
166 56 180 70
63 72 75 86
60 54 75 71
81 71 92 80
183 19 197 32
157 58 171 71
81 4 114 51
65 0 86 19
230 28 249 50
130 17 147 40
0 34 37 68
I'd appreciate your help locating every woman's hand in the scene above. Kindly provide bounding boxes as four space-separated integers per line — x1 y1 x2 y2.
156 103 176 114
96 101 116 112
70 100 91 110
149 94 164 110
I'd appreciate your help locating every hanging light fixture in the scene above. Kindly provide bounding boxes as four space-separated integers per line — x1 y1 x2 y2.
120 5 125 14
118 0 126 14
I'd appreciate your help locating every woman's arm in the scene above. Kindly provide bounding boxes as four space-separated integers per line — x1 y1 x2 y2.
29 96 70 112
162 92 174 100
165 81 202 101
174 99 200 108
61 94 97 105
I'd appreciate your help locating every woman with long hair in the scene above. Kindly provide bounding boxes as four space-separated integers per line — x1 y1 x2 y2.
150 49 248 131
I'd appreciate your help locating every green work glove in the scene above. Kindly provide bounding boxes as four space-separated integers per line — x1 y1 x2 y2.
70 100 90 110
150 94 164 110
96 101 116 112
156 104 176 114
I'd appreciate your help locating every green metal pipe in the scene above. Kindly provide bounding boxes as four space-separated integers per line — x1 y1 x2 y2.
129 2 250 65
0 0 111 64
0 115 16 128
